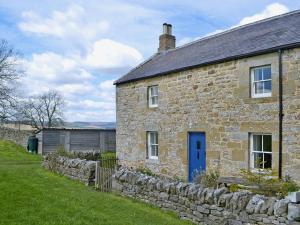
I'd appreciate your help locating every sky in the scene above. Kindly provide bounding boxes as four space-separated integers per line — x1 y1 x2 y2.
0 1 299 122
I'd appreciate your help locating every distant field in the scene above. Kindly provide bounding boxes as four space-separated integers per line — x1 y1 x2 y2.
0 140 191 225
64 121 116 129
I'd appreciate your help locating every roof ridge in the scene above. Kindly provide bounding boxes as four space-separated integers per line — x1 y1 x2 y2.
174 9 300 51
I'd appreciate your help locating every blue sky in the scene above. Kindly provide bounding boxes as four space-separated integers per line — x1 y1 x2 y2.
0 1 299 122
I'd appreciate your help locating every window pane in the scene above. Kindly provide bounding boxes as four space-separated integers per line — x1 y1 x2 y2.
263 67 271 80
149 132 157 145
150 87 153 96
151 145 156 156
263 135 272 152
253 135 262 151
150 145 158 157
152 96 158 105
263 81 272 93
151 97 156 105
153 86 158 95
255 82 264 94
150 133 154 144
263 153 272 169
254 68 263 81
254 152 263 169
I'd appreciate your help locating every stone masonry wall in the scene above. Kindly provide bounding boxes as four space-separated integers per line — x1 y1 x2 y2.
0 126 34 147
43 154 96 186
116 48 300 182
113 168 300 225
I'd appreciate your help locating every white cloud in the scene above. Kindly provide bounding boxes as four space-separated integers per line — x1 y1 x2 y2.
98 79 115 101
56 83 96 96
178 3 290 46
20 41 135 122
237 3 289 26
18 4 109 40
85 39 143 69
22 52 93 86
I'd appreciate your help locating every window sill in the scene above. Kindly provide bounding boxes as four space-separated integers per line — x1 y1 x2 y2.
146 158 159 164
243 96 277 104
252 93 272 98
250 168 273 175
149 105 158 108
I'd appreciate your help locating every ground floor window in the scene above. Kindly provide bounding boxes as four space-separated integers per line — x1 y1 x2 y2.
147 131 158 159
250 133 272 169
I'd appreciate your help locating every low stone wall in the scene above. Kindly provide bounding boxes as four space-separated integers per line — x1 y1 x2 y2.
113 168 300 225
43 154 96 186
0 126 34 147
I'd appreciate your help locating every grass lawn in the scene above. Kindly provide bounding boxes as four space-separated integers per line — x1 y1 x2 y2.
0 140 192 225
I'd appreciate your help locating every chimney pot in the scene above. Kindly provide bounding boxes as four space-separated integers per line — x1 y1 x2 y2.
158 23 176 52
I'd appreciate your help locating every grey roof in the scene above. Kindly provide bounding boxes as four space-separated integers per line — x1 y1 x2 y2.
115 10 300 85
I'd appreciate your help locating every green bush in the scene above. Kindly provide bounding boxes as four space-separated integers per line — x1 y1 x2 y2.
100 152 116 159
229 183 240 193
99 152 117 168
193 169 220 188
55 146 76 158
136 167 156 177
240 169 299 197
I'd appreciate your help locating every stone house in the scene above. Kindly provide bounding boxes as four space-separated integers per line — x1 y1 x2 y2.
114 11 300 183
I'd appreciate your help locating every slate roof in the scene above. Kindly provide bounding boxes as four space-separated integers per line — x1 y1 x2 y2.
115 10 300 85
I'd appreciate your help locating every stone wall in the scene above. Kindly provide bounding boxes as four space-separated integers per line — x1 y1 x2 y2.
116 48 300 182
113 168 300 225
43 154 96 186
0 126 34 147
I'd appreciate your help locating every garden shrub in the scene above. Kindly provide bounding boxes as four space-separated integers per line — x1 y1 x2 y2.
193 168 220 188
136 167 157 177
99 152 118 168
240 169 299 197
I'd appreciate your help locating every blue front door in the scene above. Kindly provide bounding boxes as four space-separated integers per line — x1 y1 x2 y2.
188 132 206 182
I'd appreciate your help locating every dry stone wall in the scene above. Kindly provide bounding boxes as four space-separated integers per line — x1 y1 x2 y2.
43 154 96 186
0 127 33 147
113 168 300 225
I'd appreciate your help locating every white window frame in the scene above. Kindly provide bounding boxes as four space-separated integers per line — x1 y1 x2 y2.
250 133 272 170
148 85 158 108
251 65 272 98
147 131 158 160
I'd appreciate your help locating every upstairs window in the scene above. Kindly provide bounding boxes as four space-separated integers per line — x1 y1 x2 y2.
147 131 158 159
251 65 272 98
148 85 158 107
250 134 272 169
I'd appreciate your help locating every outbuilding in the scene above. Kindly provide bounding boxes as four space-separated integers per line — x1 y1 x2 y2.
36 128 116 155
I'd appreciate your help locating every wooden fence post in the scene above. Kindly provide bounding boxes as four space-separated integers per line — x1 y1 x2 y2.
95 161 100 189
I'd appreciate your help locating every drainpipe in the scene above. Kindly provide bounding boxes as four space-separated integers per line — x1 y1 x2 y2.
278 49 283 179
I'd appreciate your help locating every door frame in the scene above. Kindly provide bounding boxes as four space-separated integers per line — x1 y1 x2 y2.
187 131 206 182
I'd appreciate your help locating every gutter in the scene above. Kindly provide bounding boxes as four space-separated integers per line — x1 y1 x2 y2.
278 49 284 179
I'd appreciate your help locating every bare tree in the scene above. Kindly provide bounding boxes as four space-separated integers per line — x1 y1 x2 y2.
0 40 22 121
20 90 65 129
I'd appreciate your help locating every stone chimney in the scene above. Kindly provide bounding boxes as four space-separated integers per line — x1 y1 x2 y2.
158 23 176 52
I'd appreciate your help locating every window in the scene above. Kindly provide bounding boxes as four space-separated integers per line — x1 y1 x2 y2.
148 86 158 107
251 65 272 98
250 134 272 169
147 131 158 159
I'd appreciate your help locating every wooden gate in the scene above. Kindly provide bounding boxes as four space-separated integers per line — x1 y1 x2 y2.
95 156 118 192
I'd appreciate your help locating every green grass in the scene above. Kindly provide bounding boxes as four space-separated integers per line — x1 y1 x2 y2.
101 152 116 158
0 140 191 225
